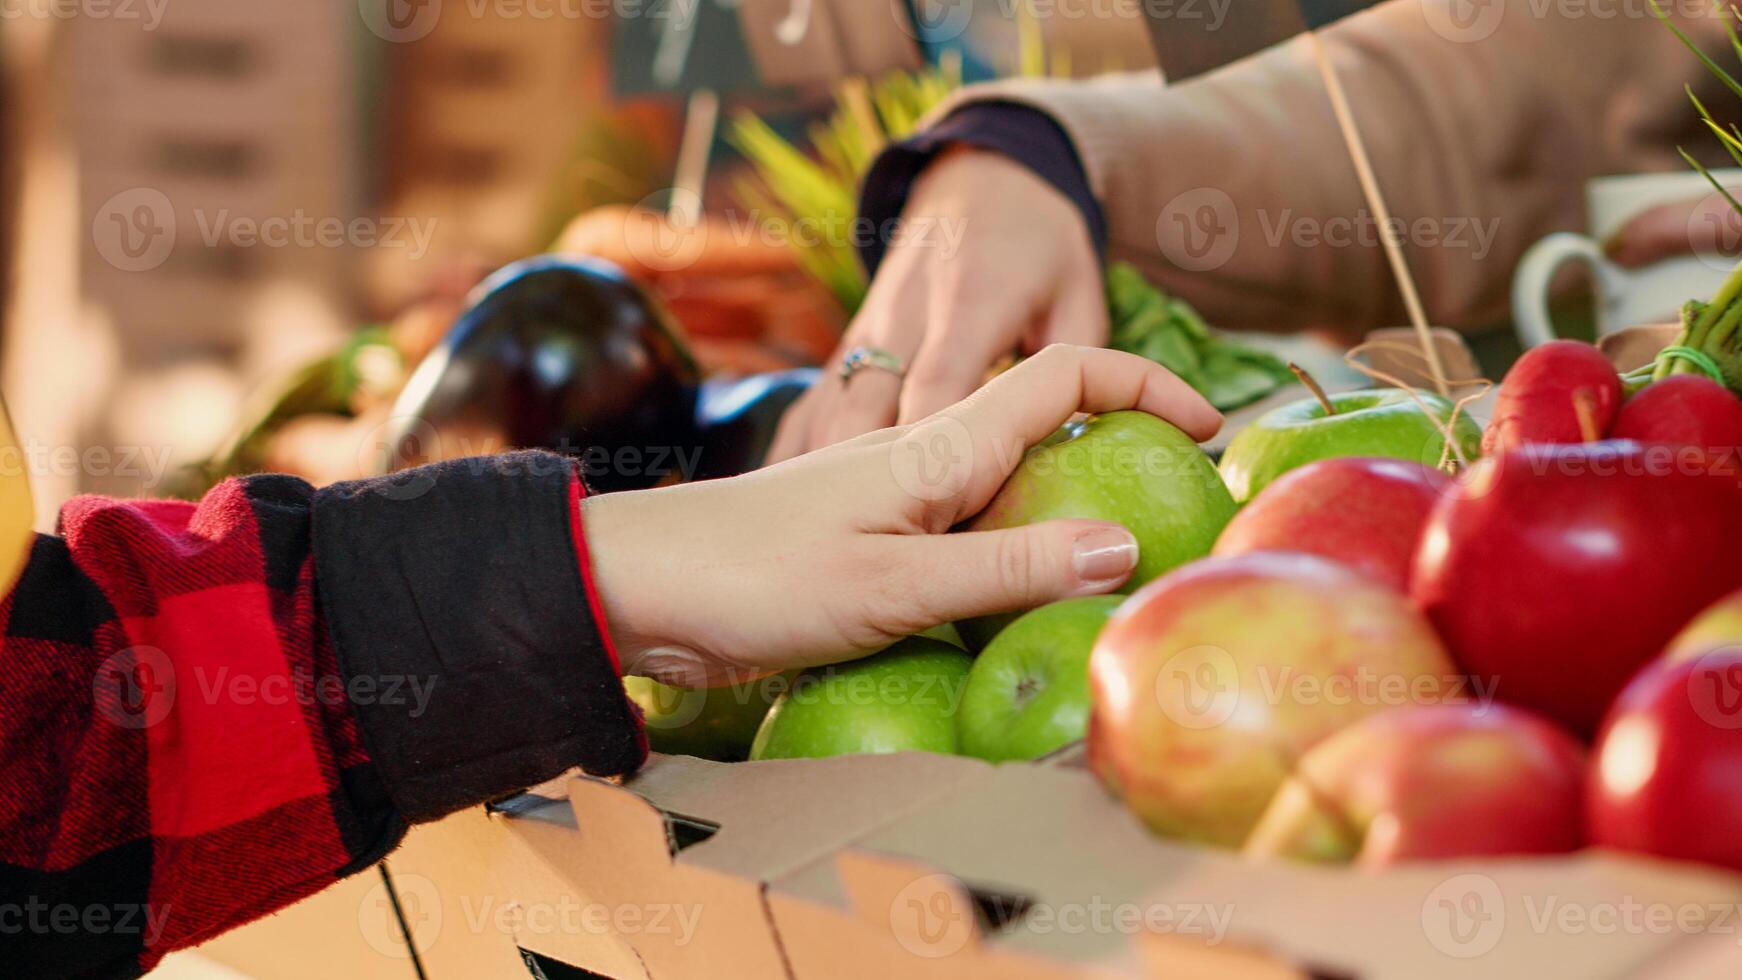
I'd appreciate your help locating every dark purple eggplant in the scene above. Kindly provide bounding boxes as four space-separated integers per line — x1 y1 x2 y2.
690 368 819 480
386 254 702 492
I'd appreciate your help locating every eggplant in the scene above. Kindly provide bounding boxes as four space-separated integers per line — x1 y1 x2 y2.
690 368 819 480
386 255 703 493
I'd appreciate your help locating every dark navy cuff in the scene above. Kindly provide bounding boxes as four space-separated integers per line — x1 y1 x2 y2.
312 452 645 822
857 101 1106 276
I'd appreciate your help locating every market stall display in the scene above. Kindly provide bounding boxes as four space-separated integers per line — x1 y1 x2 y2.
160 5 1742 977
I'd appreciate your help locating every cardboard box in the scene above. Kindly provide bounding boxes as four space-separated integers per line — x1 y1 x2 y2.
767 759 1742 980
195 781 644 980
493 752 991 978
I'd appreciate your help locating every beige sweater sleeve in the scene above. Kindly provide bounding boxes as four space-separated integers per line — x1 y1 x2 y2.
923 1 1729 336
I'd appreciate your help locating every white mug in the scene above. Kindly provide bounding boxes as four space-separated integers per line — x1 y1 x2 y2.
1511 170 1742 347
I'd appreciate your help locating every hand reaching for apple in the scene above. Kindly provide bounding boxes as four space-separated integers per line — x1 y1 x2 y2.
767 147 1106 460
582 345 1221 688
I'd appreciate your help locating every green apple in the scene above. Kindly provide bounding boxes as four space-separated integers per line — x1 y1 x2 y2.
1218 389 1482 503
958 596 1122 762
749 638 972 760
625 672 796 762
958 410 1235 648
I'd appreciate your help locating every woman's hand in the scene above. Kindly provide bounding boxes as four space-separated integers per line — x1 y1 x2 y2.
768 147 1105 461
1606 189 1742 268
583 345 1220 687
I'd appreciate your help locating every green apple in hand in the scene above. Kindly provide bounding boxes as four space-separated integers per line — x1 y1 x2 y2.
749 637 972 760
1219 389 1481 503
624 672 796 762
958 596 1122 762
959 410 1235 647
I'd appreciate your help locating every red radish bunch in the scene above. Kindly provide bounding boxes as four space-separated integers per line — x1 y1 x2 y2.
1611 374 1742 450
1483 340 1624 453
1485 338 1742 454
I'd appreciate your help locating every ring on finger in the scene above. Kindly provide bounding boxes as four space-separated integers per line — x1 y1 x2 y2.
838 346 907 384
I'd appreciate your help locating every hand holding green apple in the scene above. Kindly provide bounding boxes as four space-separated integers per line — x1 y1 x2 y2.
586 345 1221 688
958 409 1235 647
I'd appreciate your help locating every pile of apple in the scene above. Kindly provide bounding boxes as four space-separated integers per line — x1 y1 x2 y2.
630 339 1742 877
1094 339 1742 873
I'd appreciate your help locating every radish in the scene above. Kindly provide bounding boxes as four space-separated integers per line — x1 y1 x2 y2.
1611 375 1742 452
1482 340 1622 455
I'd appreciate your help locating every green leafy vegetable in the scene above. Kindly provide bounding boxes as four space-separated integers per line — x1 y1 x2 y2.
1650 0 1742 391
1105 262 1294 411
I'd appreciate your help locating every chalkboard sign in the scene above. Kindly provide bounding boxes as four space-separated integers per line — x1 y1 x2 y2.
612 0 923 95
611 0 763 96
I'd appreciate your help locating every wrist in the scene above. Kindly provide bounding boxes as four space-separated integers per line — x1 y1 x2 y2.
577 490 654 676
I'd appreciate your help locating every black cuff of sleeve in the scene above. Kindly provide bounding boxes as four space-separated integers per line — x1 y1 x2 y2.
312 451 645 824
856 101 1107 277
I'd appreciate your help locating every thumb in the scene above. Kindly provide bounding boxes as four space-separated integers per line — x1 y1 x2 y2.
899 520 1139 624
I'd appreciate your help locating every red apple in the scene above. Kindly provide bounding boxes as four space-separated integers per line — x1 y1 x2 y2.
1413 441 1742 736
1245 703 1586 866
1482 340 1622 455
1088 552 1460 847
1588 650 1742 874
1611 375 1742 453
1666 588 1742 663
1213 457 1452 592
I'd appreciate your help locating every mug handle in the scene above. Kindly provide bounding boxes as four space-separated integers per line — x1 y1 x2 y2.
1511 232 1624 348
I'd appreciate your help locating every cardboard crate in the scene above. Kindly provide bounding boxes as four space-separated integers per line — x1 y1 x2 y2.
470 746 1742 980
767 758 1742 979
493 752 992 978
195 780 644 980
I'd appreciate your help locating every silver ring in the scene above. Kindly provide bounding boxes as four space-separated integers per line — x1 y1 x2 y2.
837 346 906 383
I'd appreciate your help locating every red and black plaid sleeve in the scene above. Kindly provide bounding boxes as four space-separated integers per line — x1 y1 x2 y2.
0 451 645 978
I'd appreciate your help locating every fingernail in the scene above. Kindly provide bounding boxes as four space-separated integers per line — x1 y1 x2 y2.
1073 527 1139 589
